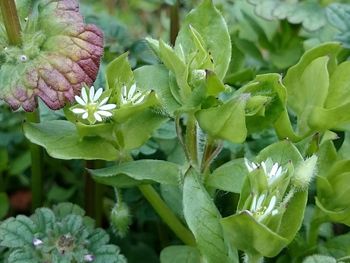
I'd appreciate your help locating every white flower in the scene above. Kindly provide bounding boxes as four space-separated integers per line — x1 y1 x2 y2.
247 194 279 222
84 254 95 262
120 83 149 105
244 158 284 186
33 238 43 246
72 86 116 124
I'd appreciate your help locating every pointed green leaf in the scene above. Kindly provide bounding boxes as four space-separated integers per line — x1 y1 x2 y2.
183 168 237 263
90 160 181 186
196 95 247 143
160 246 201 263
175 0 231 79
23 120 118 161
207 159 246 193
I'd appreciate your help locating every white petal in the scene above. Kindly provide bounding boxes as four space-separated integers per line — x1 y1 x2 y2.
256 194 265 210
250 195 257 212
244 158 254 172
72 108 86 114
82 87 88 103
75 96 86 106
122 85 127 99
128 84 137 99
99 104 116 110
93 88 103 101
82 112 89 119
89 86 95 102
99 97 109 106
97 110 112 117
265 196 277 216
261 162 268 175
270 163 279 177
133 95 145 105
94 112 102 122
271 209 278 216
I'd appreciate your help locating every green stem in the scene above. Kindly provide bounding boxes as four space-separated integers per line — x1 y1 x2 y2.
85 161 104 226
0 0 22 46
185 114 198 167
138 184 196 246
25 110 43 210
169 0 180 46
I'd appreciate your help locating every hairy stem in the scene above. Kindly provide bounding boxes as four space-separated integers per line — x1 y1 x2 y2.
185 114 198 167
0 0 22 46
138 184 196 246
25 110 44 210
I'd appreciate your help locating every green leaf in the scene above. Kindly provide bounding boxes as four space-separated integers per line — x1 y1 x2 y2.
23 120 119 161
0 215 36 247
134 65 181 115
238 73 287 133
90 160 181 186
248 0 327 31
105 52 134 91
183 168 237 263
117 109 168 150
221 212 288 257
175 0 231 80
160 246 201 263
196 95 248 143
31 208 55 233
283 42 342 133
8 247 37 263
256 140 303 166
0 192 9 219
326 4 350 48
53 202 85 218
303 255 337 263
207 159 246 193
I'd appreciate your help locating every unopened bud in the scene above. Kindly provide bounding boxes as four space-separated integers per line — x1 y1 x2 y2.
292 155 318 190
111 202 131 237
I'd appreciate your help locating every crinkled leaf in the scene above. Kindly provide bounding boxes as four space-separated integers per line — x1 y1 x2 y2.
183 168 237 263
175 0 231 80
0 215 36 247
160 246 201 263
53 202 85 218
326 4 350 48
0 0 103 111
31 207 56 233
248 0 327 31
7 247 37 263
23 120 119 161
90 160 181 186
207 159 246 193
92 244 127 263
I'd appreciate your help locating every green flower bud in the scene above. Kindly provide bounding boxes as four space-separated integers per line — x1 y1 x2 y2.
292 155 318 190
111 202 132 237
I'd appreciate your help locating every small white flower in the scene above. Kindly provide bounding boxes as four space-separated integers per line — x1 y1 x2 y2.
244 158 284 185
72 86 116 124
33 238 43 246
120 83 149 106
247 194 278 222
84 254 95 262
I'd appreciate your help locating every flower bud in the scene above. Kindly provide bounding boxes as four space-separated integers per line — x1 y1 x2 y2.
292 155 318 190
110 202 131 237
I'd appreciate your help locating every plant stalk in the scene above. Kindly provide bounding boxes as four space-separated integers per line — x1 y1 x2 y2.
185 114 198 167
26 110 44 210
169 0 180 46
0 0 22 46
138 184 196 246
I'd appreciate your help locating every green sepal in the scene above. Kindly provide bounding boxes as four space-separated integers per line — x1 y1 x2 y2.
196 95 248 143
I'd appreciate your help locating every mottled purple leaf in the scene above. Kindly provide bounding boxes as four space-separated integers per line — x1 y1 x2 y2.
0 0 103 111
